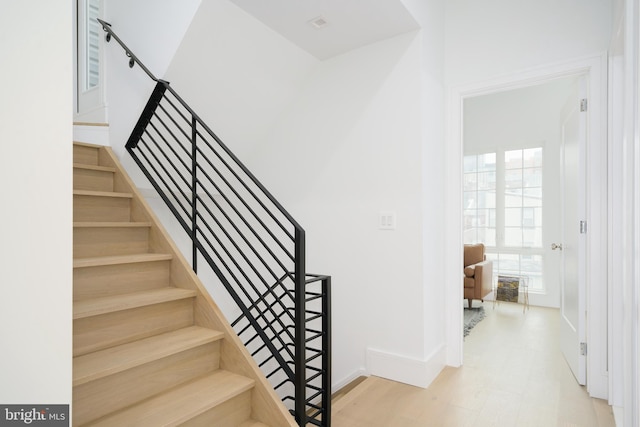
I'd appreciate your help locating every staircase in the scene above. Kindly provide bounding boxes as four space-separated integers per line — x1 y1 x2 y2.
73 141 297 427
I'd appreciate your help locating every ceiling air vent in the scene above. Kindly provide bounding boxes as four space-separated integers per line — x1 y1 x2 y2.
308 16 329 30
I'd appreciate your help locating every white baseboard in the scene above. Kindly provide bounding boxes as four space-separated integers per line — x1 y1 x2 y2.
73 124 110 146
332 368 368 394
612 405 623 427
366 344 446 389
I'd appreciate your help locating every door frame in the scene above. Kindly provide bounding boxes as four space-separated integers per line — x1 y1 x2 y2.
445 53 608 399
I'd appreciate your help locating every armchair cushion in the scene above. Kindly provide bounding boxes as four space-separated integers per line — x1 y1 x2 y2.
464 265 476 277
464 243 485 266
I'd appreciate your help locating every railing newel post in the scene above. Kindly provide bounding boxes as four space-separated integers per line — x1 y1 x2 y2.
294 228 306 425
322 276 332 427
192 115 198 272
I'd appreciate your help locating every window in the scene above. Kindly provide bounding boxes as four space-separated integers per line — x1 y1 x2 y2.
504 148 543 248
463 153 496 246
85 0 100 91
464 147 544 291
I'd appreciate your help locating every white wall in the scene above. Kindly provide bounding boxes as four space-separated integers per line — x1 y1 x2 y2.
463 78 578 308
445 0 612 86
251 32 428 388
400 0 447 365
0 0 72 406
164 0 318 164
103 0 201 178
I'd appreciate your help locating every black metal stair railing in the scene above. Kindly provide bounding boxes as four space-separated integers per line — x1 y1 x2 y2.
98 19 331 427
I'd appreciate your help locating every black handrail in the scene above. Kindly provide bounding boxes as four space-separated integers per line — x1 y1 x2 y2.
98 19 331 427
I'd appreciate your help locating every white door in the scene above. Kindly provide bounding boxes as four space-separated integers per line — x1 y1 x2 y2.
557 78 587 385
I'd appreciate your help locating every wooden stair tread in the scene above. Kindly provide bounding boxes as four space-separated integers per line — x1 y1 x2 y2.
73 326 224 386
74 189 133 198
73 253 172 268
73 141 104 148
74 287 197 319
86 370 255 426
73 221 152 228
73 163 116 173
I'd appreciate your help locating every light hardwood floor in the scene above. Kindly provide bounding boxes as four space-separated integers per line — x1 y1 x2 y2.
332 302 616 426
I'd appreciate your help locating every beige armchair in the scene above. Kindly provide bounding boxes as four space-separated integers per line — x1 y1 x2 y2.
463 244 493 308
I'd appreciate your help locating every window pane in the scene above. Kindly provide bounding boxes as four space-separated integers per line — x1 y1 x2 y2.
475 209 490 227
523 188 542 206
464 228 477 244
477 171 496 190
478 228 496 246
464 210 477 228
497 253 519 274
464 191 477 209
523 168 542 187
505 191 522 208
524 148 543 167
505 169 522 189
504 227 522 246
464 173 477 191
505 150 523 169
477 190 495 209
523 228 542 247
505 208 522 226
479 153 496 171
464 156 477 172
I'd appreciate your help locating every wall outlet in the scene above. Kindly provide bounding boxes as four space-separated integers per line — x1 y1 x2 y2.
379 211 396 230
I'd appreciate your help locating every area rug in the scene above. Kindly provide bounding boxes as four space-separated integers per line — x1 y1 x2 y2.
464 306 486 337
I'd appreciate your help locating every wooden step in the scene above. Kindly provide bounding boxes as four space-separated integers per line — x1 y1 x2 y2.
74 326 224 386
74 190 133 222
74 287 197 319
73 327 225 425
73 164 116 192
73 296 194 357
85 370 255 427
73 254 172 300
74 222 151 258
73 253 172 269
74 142 100 166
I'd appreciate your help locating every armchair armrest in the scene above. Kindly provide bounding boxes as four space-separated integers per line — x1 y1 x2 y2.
473 260 493 299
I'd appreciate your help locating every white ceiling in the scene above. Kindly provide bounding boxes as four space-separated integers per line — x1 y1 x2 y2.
228 0 421 60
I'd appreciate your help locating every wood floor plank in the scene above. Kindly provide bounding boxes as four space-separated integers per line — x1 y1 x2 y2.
332 303 616 427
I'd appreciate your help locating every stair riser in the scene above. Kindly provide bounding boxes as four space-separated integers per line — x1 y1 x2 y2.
73 299 194 357
74 260 171 300
73 341 220 425
74 168 115 192
182 389 252 427
74 227 150 258
74 145 99 166
74 194 131 222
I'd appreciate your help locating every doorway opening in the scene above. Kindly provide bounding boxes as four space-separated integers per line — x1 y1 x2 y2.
446 54 608 399
462 76 579 308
